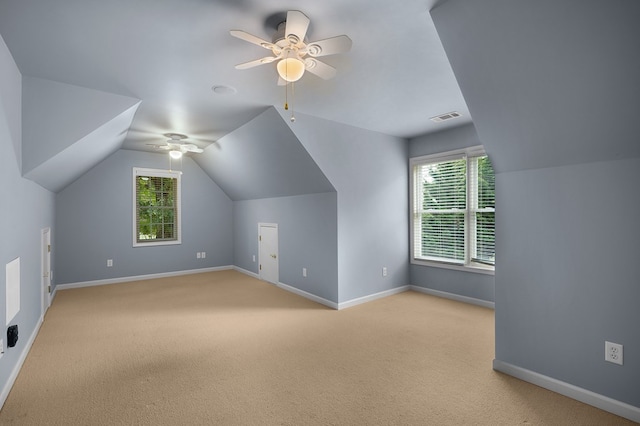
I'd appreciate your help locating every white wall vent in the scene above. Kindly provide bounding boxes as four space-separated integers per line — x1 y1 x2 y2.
430 111 462 123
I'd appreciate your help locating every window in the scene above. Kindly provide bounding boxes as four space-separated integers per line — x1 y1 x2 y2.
410 146 495 272
133 168 181 247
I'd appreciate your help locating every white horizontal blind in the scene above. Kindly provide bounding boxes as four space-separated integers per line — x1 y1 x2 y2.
133 168 181 247
411 147 495 270
469 156 496 265
413 156 467 264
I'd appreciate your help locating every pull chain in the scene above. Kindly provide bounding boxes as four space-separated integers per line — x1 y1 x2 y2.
290 82 296 122
284 79 289 111
282 57 296 122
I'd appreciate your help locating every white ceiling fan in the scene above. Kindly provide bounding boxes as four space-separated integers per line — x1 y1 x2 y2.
147 133 204 159
230 10 352 84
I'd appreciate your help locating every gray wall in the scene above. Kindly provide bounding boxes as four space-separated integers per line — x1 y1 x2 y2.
0 34 55 399
55 149 233 284
496 159 640 406
282 110 409 303
409 124 495 303
234 192 338 303
432 0 640 408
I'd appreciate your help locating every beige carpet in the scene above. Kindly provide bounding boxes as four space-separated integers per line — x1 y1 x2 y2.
0 270 634 425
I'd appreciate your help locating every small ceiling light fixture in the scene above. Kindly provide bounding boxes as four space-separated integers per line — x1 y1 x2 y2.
211 85 237 95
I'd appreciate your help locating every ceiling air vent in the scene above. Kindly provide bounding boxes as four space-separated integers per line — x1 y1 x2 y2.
430 111 462 123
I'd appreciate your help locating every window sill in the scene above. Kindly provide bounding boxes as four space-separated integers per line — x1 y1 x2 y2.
133 240 181 248
411 258 495 275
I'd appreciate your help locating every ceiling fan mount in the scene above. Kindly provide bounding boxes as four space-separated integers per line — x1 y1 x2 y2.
230 10 352 84
147 133 204 156
164 133 188 141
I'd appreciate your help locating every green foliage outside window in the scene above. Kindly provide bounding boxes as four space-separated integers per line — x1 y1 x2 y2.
136 176 178 242
475 156 495 264
421 159 467 262
417 155 495 266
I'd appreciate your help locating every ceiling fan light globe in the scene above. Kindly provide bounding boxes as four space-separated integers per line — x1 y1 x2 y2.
277 57 305 82
169 150 183 159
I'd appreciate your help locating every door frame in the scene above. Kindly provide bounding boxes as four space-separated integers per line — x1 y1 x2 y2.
258 223 279 284
41 227 51 316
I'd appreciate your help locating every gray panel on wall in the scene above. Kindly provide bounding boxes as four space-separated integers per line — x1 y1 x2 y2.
194 107 334 201
496 159 640 407
55 149 233 285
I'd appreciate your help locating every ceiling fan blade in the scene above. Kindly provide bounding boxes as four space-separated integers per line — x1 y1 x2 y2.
146 143 170 150
307 35 353 57
235 56 278 69
182 144 204 153
230 30 275 49
304 58 337 80
285 10 310 46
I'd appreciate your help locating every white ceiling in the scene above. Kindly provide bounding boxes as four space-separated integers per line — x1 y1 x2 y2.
0 0 470 153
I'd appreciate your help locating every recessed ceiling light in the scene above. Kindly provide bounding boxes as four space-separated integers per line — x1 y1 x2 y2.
211 85 237 95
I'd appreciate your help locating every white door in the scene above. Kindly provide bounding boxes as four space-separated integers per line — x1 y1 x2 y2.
259 223 279 284
42 228 51 315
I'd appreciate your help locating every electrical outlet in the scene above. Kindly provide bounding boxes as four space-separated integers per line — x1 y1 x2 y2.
197 252 201 259
605 341 623 365
0 339 4 357
252 255 256 262
107 259 113 267
302 267 307 277
382 267 387 277
202 252 206 259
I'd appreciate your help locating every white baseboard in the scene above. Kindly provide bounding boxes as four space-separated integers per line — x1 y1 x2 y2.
338 286 410 310
231 268 338 309
232 266 259 279
493 359 640 423
50 284 58 303
56 266 234 291
410 285 495 309
0 315 43 410
277 282 339 310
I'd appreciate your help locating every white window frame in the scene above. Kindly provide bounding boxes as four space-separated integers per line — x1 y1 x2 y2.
132 167 182 247
410 146 495 275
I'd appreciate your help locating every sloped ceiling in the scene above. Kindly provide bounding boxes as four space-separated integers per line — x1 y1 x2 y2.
0 1 475 195
24 104 139 193
431 0 640 173
0 0 471 151
194 107 334 201
0 35 21 167
21 77 140 192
